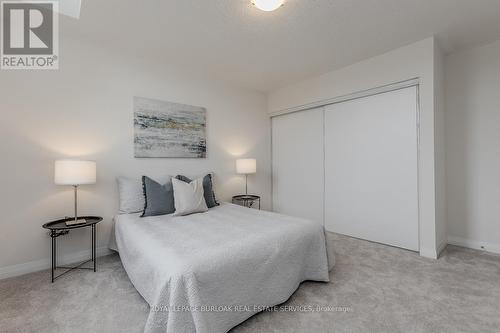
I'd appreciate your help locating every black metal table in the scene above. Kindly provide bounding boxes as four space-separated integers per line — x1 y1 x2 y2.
232 195 261 209
42 216 102 283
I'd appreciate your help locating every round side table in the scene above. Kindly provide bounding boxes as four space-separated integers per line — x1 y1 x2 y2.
42 216 102 283
232 195 261 210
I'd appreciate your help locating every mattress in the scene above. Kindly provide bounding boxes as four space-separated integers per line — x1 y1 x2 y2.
114 203 335 333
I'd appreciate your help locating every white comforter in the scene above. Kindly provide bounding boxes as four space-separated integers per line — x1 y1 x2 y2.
114 203 334 333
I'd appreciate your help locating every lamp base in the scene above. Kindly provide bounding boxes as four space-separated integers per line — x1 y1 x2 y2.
65 218 87 226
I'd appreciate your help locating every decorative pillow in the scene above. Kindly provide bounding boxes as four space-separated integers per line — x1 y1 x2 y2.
117 177 145 214
141 176 175 217
176 174 219 208
172 177 208 216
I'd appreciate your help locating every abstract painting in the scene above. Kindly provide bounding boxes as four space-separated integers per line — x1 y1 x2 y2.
134 97 207 158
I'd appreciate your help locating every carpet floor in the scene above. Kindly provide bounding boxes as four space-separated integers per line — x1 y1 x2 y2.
1 233 499 333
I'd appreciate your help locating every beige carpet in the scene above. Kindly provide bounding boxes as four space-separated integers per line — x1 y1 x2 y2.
1 233 499 333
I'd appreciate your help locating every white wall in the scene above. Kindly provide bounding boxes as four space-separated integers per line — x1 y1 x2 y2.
434 41 447 254
268 37 443 258
445 39 500 254
0 38 271 278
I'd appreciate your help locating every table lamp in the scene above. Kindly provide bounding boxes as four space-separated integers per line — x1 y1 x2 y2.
55 160 96 226
236 158 256 195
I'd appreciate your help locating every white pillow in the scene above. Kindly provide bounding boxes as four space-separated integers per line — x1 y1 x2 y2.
172 177 208 216
117 177 144 214
117 175 171 214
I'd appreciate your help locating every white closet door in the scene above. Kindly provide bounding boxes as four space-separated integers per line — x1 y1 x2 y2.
324 86 419 251
272 107 324 225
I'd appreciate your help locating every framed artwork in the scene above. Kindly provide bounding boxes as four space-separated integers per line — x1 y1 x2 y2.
134 97 207 158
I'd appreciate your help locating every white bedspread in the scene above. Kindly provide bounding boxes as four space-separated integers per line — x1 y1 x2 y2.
114 203 334 333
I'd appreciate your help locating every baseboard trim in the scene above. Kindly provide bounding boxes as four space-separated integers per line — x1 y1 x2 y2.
419 247 438 259
448 236 500 255
4 237 497 280
436 240 448 257
0 247 114 280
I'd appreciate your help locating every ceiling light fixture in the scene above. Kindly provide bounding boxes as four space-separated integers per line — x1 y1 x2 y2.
252 0 285 12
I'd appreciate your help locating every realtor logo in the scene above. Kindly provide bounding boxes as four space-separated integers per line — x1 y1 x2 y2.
1 0 58 69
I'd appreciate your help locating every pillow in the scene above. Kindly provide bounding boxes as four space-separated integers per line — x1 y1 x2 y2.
142 176 175 217
175 174 219 208
172 177 208 216
117 177 145 214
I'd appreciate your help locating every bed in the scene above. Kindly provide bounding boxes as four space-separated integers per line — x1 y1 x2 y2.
112 203 335 333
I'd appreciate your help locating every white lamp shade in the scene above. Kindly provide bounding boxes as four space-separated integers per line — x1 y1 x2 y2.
236 159 257 174
55 160 96 185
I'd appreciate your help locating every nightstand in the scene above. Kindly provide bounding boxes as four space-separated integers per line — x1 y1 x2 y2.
232 195 261 209
42 216 102 283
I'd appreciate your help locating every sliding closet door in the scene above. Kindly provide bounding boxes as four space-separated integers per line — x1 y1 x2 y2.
324 86 419 251
272 107 324 225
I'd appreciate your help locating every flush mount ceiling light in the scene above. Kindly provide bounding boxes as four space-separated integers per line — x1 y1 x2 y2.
252 0 285 12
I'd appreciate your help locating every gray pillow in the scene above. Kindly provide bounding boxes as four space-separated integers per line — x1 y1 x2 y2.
141 176 175 217
175 174 219 208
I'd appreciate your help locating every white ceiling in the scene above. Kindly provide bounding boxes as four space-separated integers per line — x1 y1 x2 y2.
61 0 500 92
20 0 81 18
